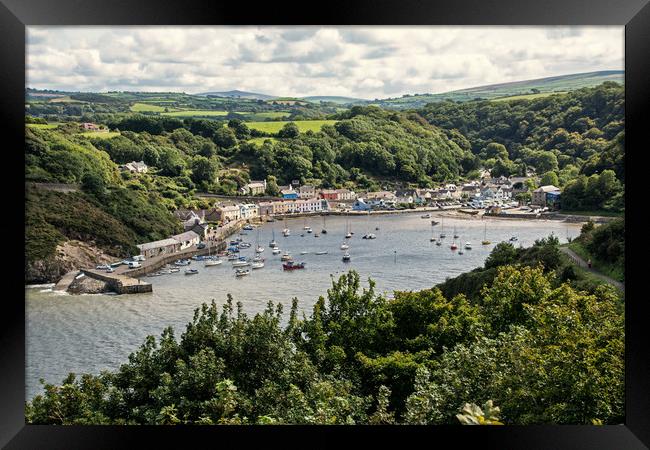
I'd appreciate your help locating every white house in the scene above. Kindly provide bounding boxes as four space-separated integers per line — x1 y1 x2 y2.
172 230 201 250
239 203 259 219
218 204 241 222
120 161 148 173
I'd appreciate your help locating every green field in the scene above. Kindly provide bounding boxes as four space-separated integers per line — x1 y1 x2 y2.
130 102 167 112
161 110 229 117
26 123 60 129
491 91 568 102
242 111 291 121
245 120 337 133
81 131 121 139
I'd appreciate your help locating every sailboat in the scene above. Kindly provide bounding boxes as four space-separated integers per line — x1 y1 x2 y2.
362 211 376 239
481 222 491 245
342 250 351 262
450 239 458 251
345 216 352 239
430 223 437 242
269 229 278 248
458 237 464 255
439 217 446 239
255 229 264 253
321 215 327 234
204 241 223 266
282 217 290 237
340 241 349 250
453 226 459 239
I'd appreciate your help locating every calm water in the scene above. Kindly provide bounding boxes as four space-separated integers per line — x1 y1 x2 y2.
25 213 582 400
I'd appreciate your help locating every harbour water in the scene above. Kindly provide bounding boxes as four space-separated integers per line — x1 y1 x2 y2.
25 213 582 400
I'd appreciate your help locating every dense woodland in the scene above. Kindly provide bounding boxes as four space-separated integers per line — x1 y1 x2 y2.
26 222 624 425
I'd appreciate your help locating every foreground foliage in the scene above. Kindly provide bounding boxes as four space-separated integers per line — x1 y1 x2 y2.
27 238 624 425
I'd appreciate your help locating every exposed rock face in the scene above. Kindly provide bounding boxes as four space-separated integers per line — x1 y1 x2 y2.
67 275 110 294
25 240 118 284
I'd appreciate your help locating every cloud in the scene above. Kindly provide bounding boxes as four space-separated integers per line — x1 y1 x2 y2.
27 26 623 98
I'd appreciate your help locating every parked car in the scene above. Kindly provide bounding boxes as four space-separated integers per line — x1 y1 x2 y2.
106 267 115 273
96 264 109 270
132 255 146 261
128 261 142 269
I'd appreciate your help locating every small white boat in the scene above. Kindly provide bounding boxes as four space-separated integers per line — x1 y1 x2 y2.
306 227 313 233
256 246 264 253
204 259 223 267
235 269 250 277
340 242 349 250
509 236 518 241
314 233 320 237
300 251 309 255
169 268 180 273
272 248 281 255
345 232 352 239
232 260 251 267
243 224 253 230
281 252 293 261
465 242 472 250
251 262 265 269
253 255 264 262
283 228 291 237
421 213 431 219
315 251 328 255
362 233 377 239
227 254 239 261
185 269 199 275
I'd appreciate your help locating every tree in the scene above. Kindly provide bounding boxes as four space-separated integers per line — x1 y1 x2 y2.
265 175 280 196
540 171 559 187
81 172 105 198
190 156 218 185
212 127 238 149
278 122 300 139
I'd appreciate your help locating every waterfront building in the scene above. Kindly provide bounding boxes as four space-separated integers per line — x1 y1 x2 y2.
532 185 561 207
239 203 259 219
218 204 241 222
172 230 201 250
320 189 338 201
281 187 298 199
298 184 316 199
335 188 356 201
352 198 371 211
258 202 275 217
137 237 181 259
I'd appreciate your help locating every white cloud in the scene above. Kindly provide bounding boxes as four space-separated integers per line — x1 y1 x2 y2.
26 26 623 98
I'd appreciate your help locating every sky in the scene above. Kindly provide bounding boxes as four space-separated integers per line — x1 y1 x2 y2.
26 26 624 99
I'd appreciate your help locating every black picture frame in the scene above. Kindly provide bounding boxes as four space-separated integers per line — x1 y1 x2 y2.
2 0 648 448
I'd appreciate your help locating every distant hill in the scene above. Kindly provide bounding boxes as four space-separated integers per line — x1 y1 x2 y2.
302 96 366 105
371 70 624 108
196 90 277 100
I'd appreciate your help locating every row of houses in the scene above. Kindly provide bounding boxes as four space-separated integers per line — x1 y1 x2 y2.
175 197 331 229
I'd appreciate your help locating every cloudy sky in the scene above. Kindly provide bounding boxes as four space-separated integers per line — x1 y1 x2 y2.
27 26 623 99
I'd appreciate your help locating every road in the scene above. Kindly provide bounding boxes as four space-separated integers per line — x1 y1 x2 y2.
559 247 624 291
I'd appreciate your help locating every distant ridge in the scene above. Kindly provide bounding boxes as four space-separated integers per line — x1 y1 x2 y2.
196 90 277 100
302 96 367 105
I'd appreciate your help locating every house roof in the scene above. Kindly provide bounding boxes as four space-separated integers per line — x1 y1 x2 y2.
137 238 179 251
534 185 560 193
172 230 200 242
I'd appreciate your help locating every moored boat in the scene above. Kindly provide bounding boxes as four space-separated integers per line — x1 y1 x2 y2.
235 269 250 277
283 261 306 270
185 269 199 275
342 251 351 262
251 261 265 269
281 251 293 261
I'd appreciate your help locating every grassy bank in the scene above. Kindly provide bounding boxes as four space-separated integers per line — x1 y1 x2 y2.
567 241 624 282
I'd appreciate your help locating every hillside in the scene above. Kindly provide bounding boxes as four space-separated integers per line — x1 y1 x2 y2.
370 70 624 108
196 90 277 100
302 96 366 105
